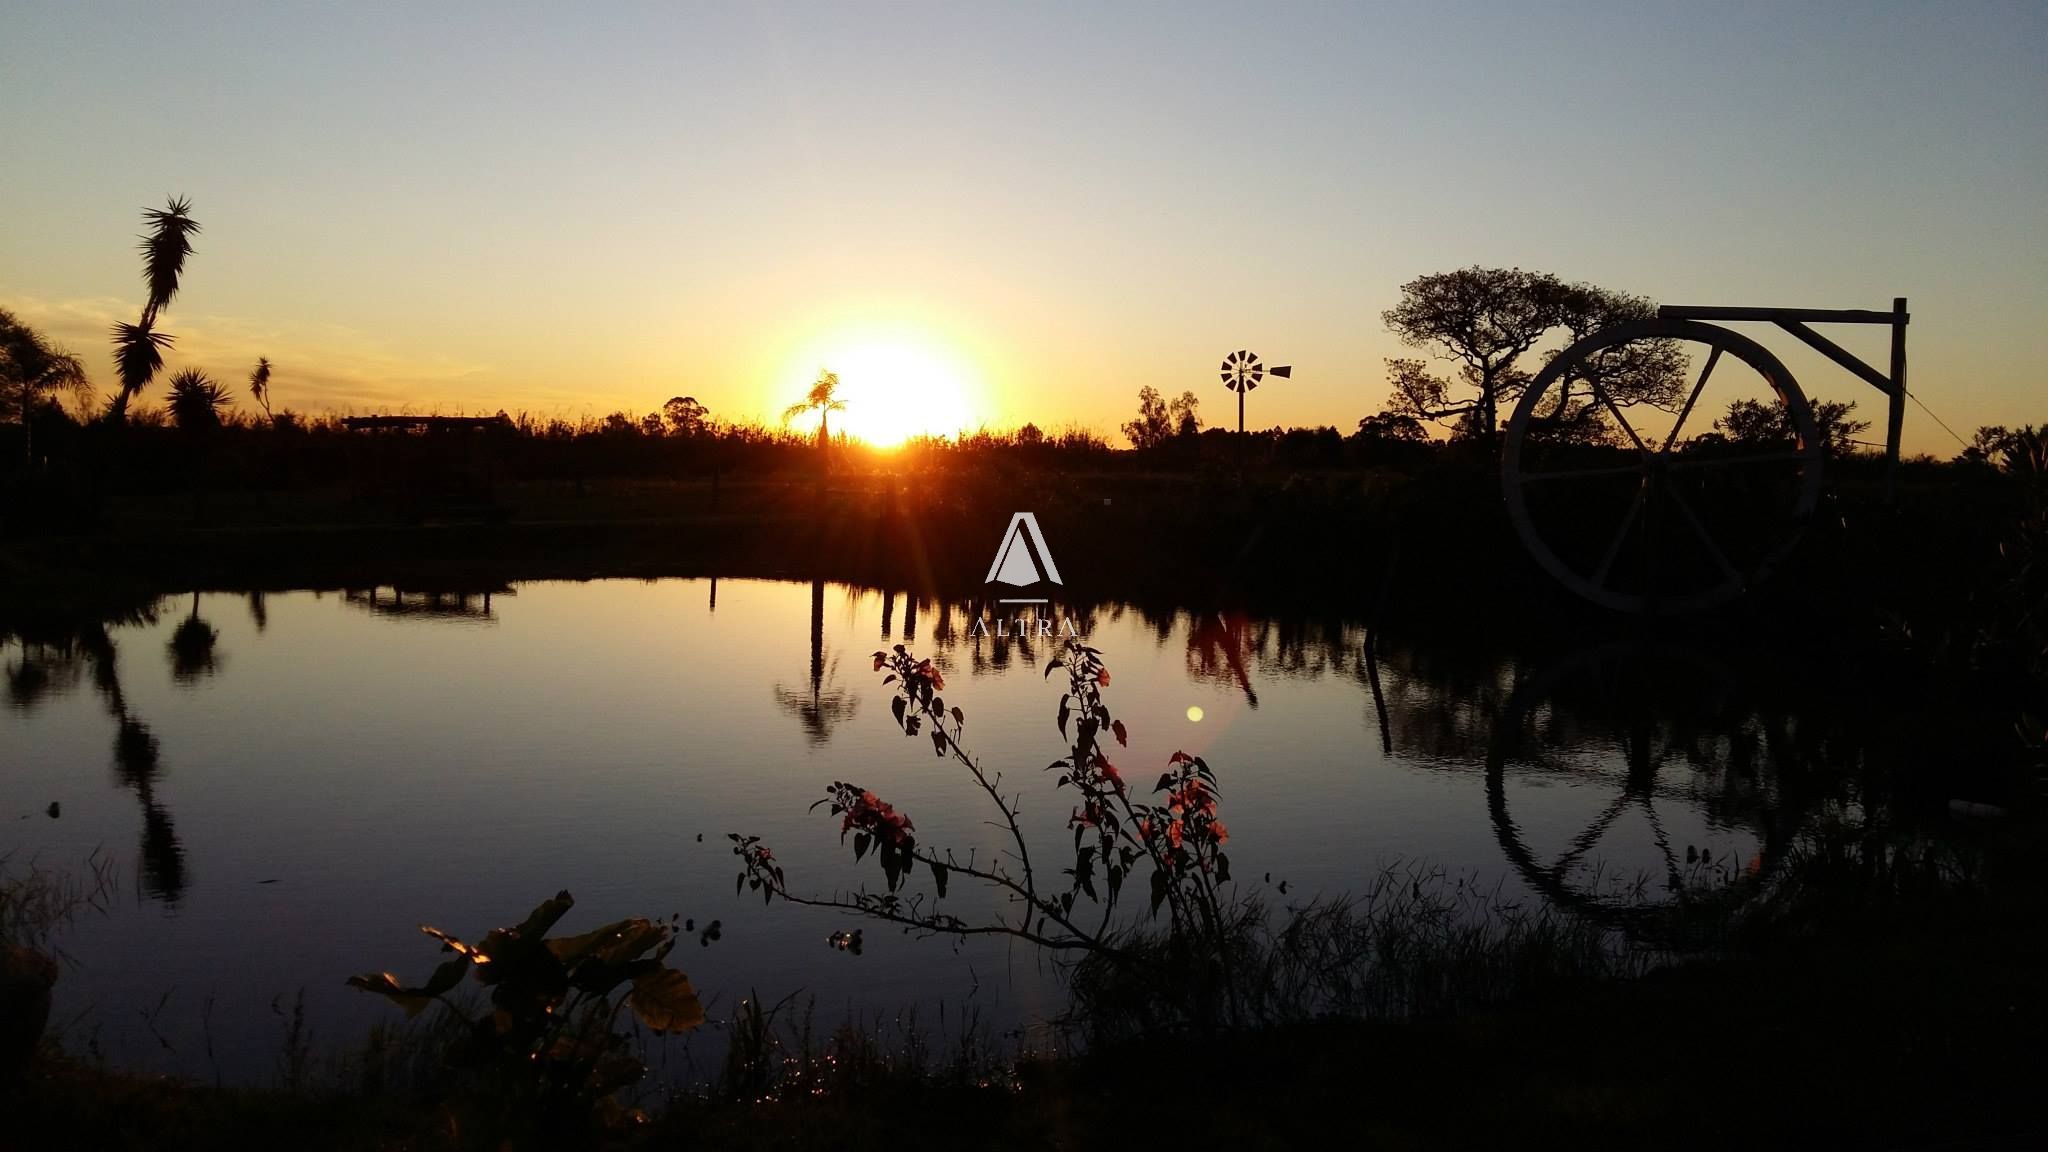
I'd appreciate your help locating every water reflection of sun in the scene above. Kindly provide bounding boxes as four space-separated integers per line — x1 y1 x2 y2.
783 335 980 447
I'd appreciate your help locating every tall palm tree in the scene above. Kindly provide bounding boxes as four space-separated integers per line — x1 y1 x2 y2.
0 308 90 466
782 369 846 450
106 197 200 421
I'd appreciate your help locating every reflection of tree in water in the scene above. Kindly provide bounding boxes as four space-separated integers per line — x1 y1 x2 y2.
1364 638 1518 764
341 586 503 622
6 640 79 708
837 586 1897 928
771 580 858 746
963 601 1042 675
1186 611 1261 707
167 591 221 683
3 602 190 904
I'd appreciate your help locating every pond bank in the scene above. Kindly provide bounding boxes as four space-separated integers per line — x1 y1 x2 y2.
10 914 2044 1150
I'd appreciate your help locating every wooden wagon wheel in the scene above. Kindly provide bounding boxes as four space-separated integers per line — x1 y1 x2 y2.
1484 641 1799 940
1502 319 1826 613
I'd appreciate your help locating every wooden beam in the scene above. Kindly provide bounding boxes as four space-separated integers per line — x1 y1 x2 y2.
1773 320 1896 396
1659 305 1908 325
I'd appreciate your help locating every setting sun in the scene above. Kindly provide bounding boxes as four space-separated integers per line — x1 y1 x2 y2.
781 334 980 447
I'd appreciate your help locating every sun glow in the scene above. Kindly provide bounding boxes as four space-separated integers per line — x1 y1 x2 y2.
781 332 981 447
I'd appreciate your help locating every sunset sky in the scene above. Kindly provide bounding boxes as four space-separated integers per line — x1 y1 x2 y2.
2 2 2042 451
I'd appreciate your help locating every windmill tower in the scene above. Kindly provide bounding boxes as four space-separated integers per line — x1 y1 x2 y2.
1220 350 1290 434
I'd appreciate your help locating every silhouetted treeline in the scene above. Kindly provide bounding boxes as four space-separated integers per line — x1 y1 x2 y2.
0 401 1447 507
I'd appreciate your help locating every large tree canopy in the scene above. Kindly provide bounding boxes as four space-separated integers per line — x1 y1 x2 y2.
1378 267 1683 448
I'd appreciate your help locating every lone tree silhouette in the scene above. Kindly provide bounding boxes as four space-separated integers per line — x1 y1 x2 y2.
783 370 846 451
662 394 708 436
107 197 201 421
1379 267 1680 451
1122 386 1173 448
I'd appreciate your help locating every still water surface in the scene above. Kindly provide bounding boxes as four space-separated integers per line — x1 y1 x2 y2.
3 579 1788 1079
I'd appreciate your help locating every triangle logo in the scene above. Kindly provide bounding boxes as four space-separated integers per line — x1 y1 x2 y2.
984 512 1063 587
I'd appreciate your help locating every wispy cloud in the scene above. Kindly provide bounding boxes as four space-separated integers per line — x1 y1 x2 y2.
0 292 606 417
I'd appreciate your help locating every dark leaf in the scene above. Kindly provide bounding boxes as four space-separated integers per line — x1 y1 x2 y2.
629 969 705 1034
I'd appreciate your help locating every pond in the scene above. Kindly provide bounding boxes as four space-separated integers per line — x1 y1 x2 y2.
2 578 1871 1082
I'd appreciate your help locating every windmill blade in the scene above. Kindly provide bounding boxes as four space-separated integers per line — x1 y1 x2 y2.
1268 365 1292 378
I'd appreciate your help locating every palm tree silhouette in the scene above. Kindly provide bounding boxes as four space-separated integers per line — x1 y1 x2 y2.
0 309 91 466
107 197 200 421
782 370 846 451
772 580 858 746
166 369 233 431
248 357 275 423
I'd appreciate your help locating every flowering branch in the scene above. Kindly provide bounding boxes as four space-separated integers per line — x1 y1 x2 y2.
729 637 1242 990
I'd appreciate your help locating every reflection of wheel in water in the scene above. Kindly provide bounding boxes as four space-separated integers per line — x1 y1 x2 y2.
1503 319 1826 614
1485 642 1799 937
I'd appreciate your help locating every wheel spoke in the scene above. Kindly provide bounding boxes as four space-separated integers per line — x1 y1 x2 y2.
1668 449 1809 472
1661 347 1722 453
1643 802 1685 893
1665 481 1740 582
1592 482 1647 587
1517 463 1642 484
1551 792 1634 876
1592 379 1649 455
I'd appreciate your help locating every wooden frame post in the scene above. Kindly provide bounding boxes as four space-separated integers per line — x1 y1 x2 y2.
1885 297 1908 502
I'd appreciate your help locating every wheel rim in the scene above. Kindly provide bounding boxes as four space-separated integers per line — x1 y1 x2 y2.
1503 319 1825 613
1484 641 1797 941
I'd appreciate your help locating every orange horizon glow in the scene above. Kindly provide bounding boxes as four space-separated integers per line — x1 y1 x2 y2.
774 323 984 447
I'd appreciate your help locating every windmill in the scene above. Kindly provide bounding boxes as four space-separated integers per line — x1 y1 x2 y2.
1220 350 1290 434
